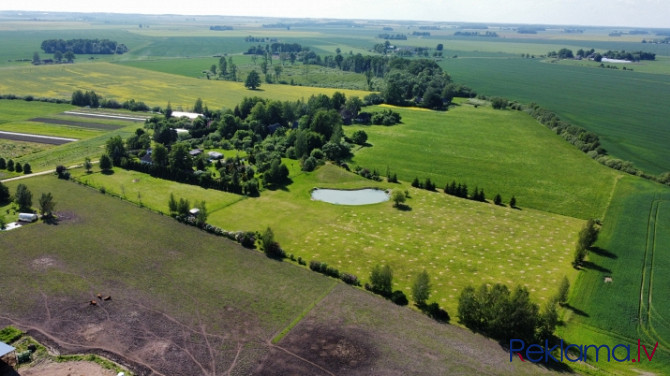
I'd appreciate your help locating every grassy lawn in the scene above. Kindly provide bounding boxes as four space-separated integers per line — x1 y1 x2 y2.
561 176 670 374
71 167 246 214
349 102 620 219
441 57 670 175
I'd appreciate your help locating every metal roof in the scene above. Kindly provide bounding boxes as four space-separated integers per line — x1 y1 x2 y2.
0 341 15 357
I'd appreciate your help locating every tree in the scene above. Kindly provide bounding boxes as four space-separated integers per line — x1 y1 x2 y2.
245 70 261 90
99 154 113 172
436 43 444 51
105 135 126 165
537 298 559 340
165 102 173 118
509 195 517 208
391 189 406 207
14 184 32 212
23 163 32 174
38 192 56 218
0 182 9 204
369 264 393 296
6 159 14 172
261 226 284 258
193 97 204 113
32 52 41 65
195 200 208 228
84 157 92 173
350 130 368 145
54 50 63 63
493 193 502 205
55 165 69 179
0 158 5 169
209 64 217 75
168 193 178 214
168 143 193 171
218 56 227 76
63 51 75 63
177 198 190 216
556 276 570 305
151 143 169 167
15 163 22 173
412 270 431 306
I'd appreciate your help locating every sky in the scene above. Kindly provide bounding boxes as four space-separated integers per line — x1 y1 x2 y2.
3 0 669 28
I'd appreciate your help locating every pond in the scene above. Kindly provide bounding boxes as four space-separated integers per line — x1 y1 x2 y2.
311 188 389 205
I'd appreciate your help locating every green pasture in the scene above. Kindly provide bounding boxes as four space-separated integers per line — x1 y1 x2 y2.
209 164 581 317
0 100 75 122
0 121 103 140
556 56 670 75
561 176 670 374
0 139 53 159
0 62 371 111
442 57 670 175
71 167 246 214
350 102 619 219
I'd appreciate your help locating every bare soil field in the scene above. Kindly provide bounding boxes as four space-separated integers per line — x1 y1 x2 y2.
30 118 123 131
0 132 74 145
17 360 118 376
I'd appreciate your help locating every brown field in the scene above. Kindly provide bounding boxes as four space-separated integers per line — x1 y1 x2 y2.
30 118 124 131
0 132 74 145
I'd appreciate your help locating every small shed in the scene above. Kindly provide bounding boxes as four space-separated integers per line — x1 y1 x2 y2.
18 213 38 222
0 341 17 368
189 149 203 157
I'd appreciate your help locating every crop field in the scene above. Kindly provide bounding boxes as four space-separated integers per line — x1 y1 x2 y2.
0 175 550 376
350 102 620 219
0 139 53 158
0 62 371 111
561 176 670 374
441 57 670 175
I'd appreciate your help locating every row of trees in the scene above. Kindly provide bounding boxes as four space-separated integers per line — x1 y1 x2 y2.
71 90 151 112
457 282 561 344
0 158 31 174
573 219 600 267
0 182 55 218
41 39 128 55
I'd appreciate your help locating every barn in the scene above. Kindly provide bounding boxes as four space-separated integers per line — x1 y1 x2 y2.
0 341 17 372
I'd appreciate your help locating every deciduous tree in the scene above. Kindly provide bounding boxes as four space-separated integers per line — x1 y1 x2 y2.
38 192 56 217
245 70 261 90
412 270 431 306
14 184 32 212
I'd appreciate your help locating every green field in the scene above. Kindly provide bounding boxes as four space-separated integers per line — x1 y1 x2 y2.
441 57 670 175
0 175 551 375
350 102 620 219
561 176 670 374
0 62 371 111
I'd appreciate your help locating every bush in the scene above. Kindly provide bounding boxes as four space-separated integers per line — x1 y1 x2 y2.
340 273 360 286
425 303 450 322
391 290 408 306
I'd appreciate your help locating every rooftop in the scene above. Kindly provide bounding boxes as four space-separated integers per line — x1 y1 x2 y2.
0 341 15 357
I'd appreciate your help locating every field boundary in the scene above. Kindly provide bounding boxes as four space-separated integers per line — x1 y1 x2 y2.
271 280 338 344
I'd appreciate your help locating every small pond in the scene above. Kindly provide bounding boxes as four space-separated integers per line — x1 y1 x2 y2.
311 188 389 205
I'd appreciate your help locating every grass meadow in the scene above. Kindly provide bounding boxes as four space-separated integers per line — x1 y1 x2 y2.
0 174 554 375
350 102 620 219
0 62 371 111
441 57 670 175
560 176 670 374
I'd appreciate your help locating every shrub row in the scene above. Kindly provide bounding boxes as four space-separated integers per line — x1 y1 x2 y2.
0 158 31 174
309 260 360 286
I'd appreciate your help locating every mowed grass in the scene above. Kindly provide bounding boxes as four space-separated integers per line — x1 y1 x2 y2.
206 163 582 317
71 167 246 214
350 102 619 219
0 62 371 111
561 176 670 374
442 57 670 175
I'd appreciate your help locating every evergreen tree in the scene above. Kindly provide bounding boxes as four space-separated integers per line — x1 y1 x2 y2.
510 195 517 208
99 154 113 171
14 183 32 212
15 163 22 173
494 194 502 205
22 163 31 174
411 177 421 188
7 159 15 172
168 193 178 214
0 157 5 169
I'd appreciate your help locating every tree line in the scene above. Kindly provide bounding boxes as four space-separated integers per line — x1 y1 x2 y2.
0 158 31 175
41 39 128 55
